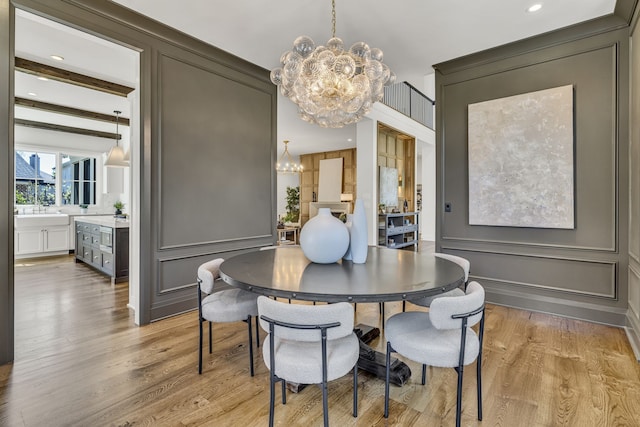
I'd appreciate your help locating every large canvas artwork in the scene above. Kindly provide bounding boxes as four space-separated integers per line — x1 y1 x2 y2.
468 85 575 228
379 166 398 207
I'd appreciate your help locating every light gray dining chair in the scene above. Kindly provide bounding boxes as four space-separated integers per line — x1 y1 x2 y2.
384 281 486 427
197 258 259 376
257 296 360 427
407 252 468 309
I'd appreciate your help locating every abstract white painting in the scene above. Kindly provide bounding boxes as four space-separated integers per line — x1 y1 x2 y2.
379 166 398 207
468 85 574 228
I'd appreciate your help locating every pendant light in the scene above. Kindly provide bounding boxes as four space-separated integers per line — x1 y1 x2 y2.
276 140 302 174
105 110 128 167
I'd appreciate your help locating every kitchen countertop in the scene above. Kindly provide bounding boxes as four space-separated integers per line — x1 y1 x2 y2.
74 215 130 228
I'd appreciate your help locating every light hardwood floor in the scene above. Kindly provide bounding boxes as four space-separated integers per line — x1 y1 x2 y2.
2 254 640 426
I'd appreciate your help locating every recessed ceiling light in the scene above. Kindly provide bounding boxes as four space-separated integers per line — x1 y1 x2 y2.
50 54 64 61
27 92 37 97
37 77 49 81
527 3 543 13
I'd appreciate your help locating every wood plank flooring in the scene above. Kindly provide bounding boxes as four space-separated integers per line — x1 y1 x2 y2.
2 255 640 426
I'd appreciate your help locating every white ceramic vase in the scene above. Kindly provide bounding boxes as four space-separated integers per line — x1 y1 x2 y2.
350 199 368 263
343 214 353 261
300 208 349 264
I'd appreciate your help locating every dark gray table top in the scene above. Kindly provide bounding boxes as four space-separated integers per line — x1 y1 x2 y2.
219 246 465 303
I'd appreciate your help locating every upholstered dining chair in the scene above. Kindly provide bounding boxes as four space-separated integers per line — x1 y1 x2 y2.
384 281 486 427
257 296 360 427
197 258 259 376
407 252 469 309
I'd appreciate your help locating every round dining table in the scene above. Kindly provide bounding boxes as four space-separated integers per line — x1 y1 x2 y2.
220 245 466 386
219 246 465 304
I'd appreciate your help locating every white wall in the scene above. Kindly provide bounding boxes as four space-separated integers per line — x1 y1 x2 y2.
420 136 436 241
276 170 300 221
355 118 377 245
359 102 436 245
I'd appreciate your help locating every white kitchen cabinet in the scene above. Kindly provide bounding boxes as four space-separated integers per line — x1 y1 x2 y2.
44 226 70 252
15 225 69 257
15 228 44 254
15 214 70 258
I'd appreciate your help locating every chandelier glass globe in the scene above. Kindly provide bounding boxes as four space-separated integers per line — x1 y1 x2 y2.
270 0 396 128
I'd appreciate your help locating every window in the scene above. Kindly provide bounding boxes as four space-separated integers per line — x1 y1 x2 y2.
15 150 56 205
15 150 99 206
61 155 96 205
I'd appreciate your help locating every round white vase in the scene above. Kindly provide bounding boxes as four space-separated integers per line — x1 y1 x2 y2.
350 199 368 263
300 208 349 264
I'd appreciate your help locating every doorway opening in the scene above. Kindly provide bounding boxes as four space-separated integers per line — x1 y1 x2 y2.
13 8 141 358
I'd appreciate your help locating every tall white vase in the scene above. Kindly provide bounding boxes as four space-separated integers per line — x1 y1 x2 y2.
300 208 349 264
343 214 353 261
350 199 368 263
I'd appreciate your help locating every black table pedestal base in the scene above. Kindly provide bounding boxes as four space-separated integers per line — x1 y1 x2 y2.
285 323 411 393
354 324 411 386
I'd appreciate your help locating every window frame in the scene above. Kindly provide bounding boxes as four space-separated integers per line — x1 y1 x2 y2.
15 143 104 208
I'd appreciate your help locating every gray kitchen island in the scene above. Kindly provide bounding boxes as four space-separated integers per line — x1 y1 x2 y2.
74 216 129 283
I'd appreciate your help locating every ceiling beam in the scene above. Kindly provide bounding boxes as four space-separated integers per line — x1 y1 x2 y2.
15 57 135 97
15 97 130 126
15 118 120 140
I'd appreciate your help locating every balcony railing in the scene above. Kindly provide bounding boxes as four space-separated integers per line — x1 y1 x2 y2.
382 81 435 130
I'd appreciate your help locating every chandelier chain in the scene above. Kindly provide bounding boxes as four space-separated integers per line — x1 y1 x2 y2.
331 0 336 38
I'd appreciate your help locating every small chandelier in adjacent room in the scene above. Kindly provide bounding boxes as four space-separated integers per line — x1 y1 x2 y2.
276 140 303 174
104 110 128 167
270 0 396 128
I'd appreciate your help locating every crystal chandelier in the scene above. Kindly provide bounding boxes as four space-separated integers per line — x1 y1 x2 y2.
276 140 303 174
270 0 396 128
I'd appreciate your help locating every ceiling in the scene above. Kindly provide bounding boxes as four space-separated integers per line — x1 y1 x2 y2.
14 0 617 157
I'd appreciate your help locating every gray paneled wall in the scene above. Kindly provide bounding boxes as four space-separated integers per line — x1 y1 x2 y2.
435 17 631 326
158 54 273 249
628 7 640 354
151 50 276 319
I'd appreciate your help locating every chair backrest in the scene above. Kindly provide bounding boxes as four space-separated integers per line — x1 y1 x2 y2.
257 296 354 342
197 258 224 294
433 252 470 283
429 281 484 330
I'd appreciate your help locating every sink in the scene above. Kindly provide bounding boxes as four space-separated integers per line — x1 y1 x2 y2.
15 213 69 227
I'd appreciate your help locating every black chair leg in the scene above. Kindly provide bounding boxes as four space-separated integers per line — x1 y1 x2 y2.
402 300 406 312
255 316 260 348
198 318 203 375
421 364 426 385
384 341 392 418
455 366 464 427
322 378 329 427
247 315 254 377
353 364 358 417
268 375 275 427
208 322 212 353
477 356 483 420
197 282 204 374
281 379 286 404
